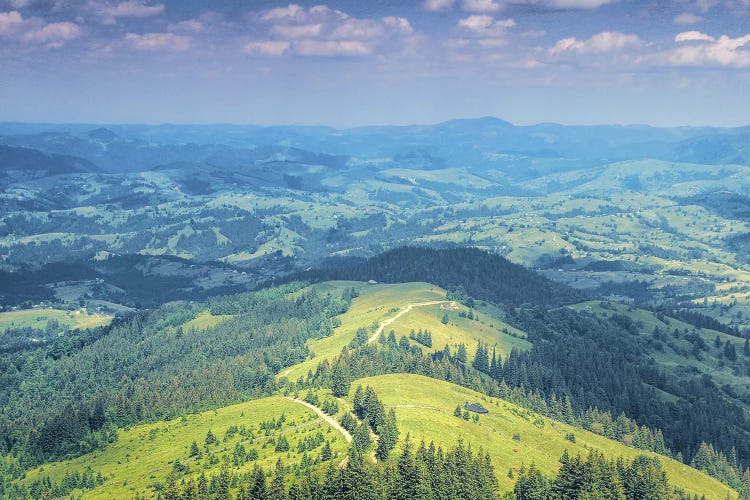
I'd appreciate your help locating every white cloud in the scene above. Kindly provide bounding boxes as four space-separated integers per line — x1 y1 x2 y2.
294 39 371 56
125 32 191 51
23 21 79 43
652 33 750 68
534 0 614 8
168 19 205 33
673 12 703 25
675 31 715 42
423 0 613 10
422 0 456 11
457 14 515 37
9 0 30 8
383 17 413 36
0 10 80 47
462 0 502 12
550 31 640 54
87 0 164 24
258 3 306 22
270 23 322 39
329 18 384 40
0 10 22 34
242 40 291 56
250 4 414 57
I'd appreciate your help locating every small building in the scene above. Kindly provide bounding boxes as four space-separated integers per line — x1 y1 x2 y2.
464 402 489 414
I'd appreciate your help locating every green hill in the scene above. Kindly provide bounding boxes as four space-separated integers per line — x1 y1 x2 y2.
3 278 748 498
354 373 735 499
569 300 750 414
19 395 350 499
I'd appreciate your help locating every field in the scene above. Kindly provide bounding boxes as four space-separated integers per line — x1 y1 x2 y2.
0 307 112 331
384 302 530 360
181 310 233 331
22 395 350 499
355 373 736 499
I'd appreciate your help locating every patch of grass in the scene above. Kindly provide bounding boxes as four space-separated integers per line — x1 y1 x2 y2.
181 310 232 331
0 308 111 331
385 303 530 361
354 373 736 499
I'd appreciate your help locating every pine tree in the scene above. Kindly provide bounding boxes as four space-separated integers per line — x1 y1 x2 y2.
340 412 357 433
376 408 399 460
353 385 365 418
363 386 386 432
724 340 737 361
250 464 268 500
340 447 378 500
270 459 287 500
472 342 489 373
489 347 501 380
197 472 208 498
330 358 351 398
353 421 371 452
189 440 201 458
456 343 467 363
320 441 332 461
275 435 290 452
515 463 551 500
743 338 750 357
441 313 449 325
393 435 429 500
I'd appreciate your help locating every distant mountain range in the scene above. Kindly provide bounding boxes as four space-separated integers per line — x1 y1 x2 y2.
1 118 748 178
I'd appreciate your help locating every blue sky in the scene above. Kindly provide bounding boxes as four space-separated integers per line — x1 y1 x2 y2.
1 0 749 127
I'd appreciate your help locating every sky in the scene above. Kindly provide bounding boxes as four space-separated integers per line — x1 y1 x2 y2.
0 0 749 127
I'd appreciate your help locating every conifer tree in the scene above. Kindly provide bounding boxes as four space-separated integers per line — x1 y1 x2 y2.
376 408 399 460
330 358 351 398
204 429 217 446
353 385 365 417
269 459 287 500
250 464 268 500
353 421 371 452
320 441 332 461
189 440 201 458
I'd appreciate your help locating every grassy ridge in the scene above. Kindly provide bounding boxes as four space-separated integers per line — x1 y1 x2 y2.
355 373 736 499
386 302 530 359
22 396 349 499
279 281 447 382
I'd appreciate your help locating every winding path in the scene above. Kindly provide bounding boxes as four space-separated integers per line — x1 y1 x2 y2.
367 300 451 344
285 397 352 443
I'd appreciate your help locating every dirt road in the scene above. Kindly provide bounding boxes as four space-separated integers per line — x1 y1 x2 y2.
367 300 450 344
286 397 352 443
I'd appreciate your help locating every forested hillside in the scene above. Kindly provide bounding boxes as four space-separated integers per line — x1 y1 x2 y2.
297 248 750 472
0 283 348 468
301 247 584 307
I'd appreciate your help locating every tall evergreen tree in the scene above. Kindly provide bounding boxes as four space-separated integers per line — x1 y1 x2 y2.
250 464 268 500
270 459 287 500
330 357 351 398
353 421 371 452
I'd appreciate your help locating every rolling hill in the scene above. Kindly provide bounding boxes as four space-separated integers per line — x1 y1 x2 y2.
4 277 745 498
